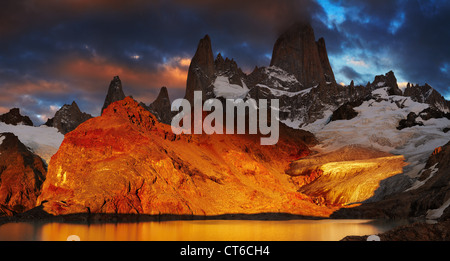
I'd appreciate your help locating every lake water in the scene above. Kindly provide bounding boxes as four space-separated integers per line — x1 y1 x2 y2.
0 219 409 241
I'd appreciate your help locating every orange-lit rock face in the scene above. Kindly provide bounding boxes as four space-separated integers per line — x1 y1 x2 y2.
38 97 334 216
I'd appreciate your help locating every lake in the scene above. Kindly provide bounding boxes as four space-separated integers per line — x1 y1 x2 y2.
0 219 409 241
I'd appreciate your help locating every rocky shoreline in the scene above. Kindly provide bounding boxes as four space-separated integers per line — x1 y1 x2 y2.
0 205 324 226
342 219 450 241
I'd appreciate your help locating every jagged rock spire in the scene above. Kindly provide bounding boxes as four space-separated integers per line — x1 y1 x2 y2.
101 76 126 115
270 22 335 87
147 86 173 124
184 35 215 104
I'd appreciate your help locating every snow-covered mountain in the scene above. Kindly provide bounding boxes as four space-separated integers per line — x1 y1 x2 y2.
179 22 450 204
303 86 449 191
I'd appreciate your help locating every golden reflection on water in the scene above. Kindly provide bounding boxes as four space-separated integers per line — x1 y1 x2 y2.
0 219 406 241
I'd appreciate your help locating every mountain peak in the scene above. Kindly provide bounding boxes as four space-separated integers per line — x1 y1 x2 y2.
45 101 92 134
146 86 172 125
101 75 126 115
0 108 33 126
157 86 169 100
184 34 215 103
372 71 402 95
270 22 335 87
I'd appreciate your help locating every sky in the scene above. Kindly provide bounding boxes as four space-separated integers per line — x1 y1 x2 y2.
0 0 449 125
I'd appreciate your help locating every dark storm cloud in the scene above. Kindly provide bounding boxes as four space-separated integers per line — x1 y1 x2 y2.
316 0 450 95
339 66 368 85
1 0 326 125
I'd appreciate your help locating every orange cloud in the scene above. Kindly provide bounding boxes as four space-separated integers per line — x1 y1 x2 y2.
52 55 189 104
57 56 188 88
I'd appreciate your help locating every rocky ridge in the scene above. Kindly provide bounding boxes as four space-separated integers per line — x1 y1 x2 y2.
0 108 33 126
45 101 93 135
0 133 47 216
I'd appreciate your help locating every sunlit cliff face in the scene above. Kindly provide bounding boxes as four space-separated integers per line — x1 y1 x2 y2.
38 97 336 217
35 97 409 217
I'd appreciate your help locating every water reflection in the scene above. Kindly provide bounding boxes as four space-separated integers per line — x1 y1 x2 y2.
0 219 408 241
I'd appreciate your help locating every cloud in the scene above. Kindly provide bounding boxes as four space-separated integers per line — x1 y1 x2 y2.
346 57 369 68
339 66 363 83
318 0 450 94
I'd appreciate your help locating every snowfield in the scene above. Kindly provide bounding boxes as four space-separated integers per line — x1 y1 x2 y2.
0 122 64 164
300 87 450 179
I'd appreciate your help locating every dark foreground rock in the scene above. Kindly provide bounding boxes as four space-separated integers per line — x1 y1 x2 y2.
342 219 450 241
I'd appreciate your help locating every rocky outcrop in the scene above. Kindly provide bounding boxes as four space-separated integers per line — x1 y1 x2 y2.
0 108 33 126
404 83 450 112
184 35 215 104
45 101 93 134
371 71 402 96
0 133 47 216
37 97 330 217
397 107 450 130
342 220 450 241
101 76 126 115
397 112 424 130
270 23 335 88
329 100 364 122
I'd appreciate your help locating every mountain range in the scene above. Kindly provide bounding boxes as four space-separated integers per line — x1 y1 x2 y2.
1 22 449 230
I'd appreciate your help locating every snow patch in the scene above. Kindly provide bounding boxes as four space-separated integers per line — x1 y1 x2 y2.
213 76 249 99
264 66 299 84
256 84 312 97
427 197 450 220
406 163 439 191
0 122 64 164
299 88 449 179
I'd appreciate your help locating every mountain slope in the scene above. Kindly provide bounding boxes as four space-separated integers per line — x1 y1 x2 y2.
38 97 332 216
0 133 47 216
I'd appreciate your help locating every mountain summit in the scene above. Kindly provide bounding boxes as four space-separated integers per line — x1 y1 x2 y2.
0 108 33 126
270 23 336 87
101 76 126 114
45 101 92 135
184 35 215 104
